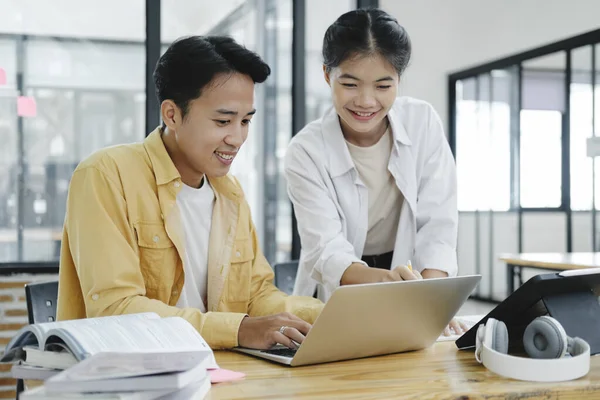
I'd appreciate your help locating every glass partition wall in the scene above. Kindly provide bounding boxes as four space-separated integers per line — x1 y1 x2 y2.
449 30 600 302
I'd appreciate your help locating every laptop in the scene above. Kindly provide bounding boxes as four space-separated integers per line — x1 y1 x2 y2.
234 274 481 366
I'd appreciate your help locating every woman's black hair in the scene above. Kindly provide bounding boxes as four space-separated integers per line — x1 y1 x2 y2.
154 35 271 127
322 8 411 76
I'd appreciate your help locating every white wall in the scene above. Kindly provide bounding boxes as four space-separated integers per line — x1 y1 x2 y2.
381 0 600 131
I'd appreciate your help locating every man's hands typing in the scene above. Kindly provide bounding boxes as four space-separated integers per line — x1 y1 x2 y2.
238 312 312 350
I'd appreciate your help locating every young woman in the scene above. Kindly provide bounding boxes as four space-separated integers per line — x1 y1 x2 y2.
285 9 464 336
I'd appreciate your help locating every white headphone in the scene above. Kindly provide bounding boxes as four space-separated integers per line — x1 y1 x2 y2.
475 316 591 382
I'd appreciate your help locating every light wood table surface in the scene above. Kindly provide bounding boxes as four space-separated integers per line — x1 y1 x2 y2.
499 252 600 296
499 253 600 271
208 342 600 399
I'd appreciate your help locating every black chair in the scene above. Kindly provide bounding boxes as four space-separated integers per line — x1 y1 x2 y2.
274 261 299 295
16 281 59 398
25 281 59 324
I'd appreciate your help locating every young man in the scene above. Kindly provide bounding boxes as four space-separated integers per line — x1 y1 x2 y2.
57 36 323 350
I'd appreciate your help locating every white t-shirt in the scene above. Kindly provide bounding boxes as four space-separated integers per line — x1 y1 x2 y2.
346 128 404 256
175 178 215 312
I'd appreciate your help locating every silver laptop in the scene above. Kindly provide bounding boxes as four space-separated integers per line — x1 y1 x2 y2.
234 274 481 366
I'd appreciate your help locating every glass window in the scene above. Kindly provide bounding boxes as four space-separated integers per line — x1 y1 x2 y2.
570 46 594 211
519 109 562 208
455 79 475 211
0 40 18 261
596 44 600 209
305 0 354 123
161 0 245 43
0 1 145 41
0 39 17 88
519 52 566 209
0 1 145 262
455 71 512 211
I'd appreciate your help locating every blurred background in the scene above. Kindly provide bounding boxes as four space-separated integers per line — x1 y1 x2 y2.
0 0 599 396
0 0 598 315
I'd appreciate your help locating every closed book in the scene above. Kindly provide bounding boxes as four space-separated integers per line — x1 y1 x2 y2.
44 352 209 393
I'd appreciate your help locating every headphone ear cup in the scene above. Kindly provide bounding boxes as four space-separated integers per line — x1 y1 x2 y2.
490 319 509 354
523 316 568 359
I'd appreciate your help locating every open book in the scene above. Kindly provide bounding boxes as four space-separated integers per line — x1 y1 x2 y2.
1 312 217 370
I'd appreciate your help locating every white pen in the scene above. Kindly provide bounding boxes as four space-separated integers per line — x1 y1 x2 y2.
407 260 413 272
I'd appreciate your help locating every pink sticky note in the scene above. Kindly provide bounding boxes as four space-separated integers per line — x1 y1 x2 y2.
209 368 246 384
0 68 6 85
17 96 37 117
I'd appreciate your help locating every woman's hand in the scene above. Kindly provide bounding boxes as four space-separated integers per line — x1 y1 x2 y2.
442 318 470 337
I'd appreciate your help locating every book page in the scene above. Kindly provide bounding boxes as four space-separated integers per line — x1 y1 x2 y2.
1 319 68 361
3 326 43 354
34 312 160 345
48 317 217 368
1 313 159 362
23 346 77 369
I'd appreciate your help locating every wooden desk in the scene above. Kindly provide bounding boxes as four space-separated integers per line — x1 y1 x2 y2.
209 342 600 399
500 253 600 297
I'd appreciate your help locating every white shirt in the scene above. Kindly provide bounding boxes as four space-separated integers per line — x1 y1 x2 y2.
346 128 404 255
175 178 215 312
285 96 458 301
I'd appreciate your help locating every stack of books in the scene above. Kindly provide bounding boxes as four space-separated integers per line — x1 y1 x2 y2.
1 312 215 399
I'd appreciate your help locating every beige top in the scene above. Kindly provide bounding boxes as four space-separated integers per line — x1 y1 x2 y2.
346 128 404 256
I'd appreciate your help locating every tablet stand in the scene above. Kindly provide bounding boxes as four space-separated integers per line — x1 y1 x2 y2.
543 290 600 355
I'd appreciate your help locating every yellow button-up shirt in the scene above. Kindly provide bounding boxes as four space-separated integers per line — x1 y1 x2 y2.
57 128 323 349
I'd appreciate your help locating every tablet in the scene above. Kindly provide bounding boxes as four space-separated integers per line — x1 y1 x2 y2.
455 269 600 354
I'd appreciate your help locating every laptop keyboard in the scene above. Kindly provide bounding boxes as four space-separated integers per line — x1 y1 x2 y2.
263 348 297 358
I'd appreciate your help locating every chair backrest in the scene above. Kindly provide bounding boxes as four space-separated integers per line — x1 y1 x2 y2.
25 281 59 324
274 261 299 295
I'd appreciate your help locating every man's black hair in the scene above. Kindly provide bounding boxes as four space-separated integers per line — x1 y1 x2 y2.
154 35 271 127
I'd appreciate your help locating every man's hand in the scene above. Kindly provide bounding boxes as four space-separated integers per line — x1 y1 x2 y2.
238 312 312 350
442 318 470 337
